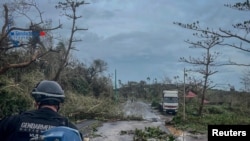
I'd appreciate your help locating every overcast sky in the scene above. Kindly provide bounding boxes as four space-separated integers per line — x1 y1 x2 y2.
1 0 249 91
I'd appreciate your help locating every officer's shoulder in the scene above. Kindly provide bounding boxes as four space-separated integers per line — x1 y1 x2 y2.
19 109 33 114
0 113 21 122
18 109 37 117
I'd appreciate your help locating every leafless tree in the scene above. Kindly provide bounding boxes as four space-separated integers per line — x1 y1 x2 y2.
175 22 223 116
173 0 250 115
53 0 88 81
174 1 250 67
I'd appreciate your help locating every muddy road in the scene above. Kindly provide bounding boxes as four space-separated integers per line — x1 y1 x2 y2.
77 100 207 141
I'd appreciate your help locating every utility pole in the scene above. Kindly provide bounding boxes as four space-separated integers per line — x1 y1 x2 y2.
183 68 186 121
115 69 118 103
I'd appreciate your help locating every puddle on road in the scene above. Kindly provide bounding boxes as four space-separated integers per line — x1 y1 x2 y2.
89 101 207 141
90 101 170 141
90 120 166 141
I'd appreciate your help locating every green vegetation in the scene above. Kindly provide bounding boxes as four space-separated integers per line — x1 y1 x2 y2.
147 88 250 134
172 96 250 134
0 75 35 117
133 126 175 141
120 126 176 141
2 70 250 136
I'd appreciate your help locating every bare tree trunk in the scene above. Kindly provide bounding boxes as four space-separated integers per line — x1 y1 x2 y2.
53 1 88 81
198 77 208 116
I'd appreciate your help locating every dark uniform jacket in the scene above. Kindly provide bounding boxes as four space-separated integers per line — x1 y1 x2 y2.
0 107 80 141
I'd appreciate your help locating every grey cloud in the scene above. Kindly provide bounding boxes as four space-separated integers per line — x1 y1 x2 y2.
2 0 246 90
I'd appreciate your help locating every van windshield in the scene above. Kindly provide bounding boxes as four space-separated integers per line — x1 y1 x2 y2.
164 97 178 103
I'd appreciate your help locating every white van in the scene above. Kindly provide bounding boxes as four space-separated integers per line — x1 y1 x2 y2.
159 90 179 115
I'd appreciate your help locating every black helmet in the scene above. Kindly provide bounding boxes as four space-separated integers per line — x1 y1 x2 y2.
31 80 65 104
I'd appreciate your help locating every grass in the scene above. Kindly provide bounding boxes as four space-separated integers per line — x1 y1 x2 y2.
172 103 250 134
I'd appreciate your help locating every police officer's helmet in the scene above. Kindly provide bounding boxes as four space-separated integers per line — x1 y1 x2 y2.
31 80 65 104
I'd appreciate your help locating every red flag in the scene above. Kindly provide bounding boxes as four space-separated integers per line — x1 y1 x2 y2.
40 31 46 36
